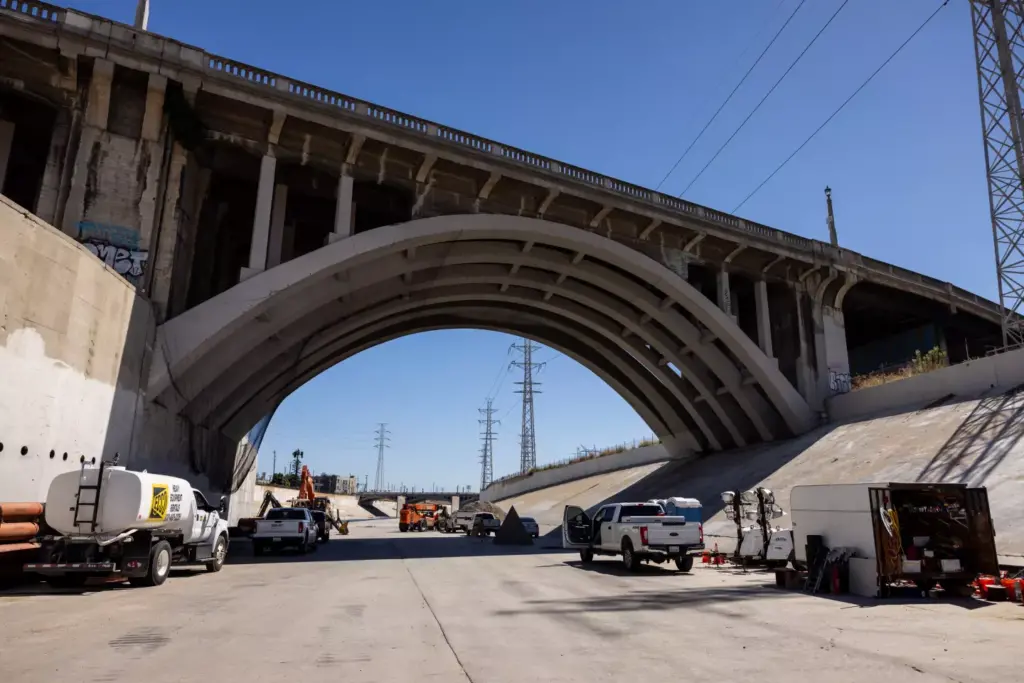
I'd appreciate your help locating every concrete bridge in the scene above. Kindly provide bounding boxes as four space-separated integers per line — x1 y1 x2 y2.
359 491 479 507
0 2 1004 500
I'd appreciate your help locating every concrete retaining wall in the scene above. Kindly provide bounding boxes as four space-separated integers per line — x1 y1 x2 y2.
0 196 238 503
229 483 371 521
0 197 148 501
827 346 1024 423
480 444 674 503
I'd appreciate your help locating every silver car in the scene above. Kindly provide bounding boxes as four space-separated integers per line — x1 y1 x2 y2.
520 516 540 538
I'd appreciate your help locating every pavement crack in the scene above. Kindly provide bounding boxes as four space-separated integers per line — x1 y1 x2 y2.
397 546 475 683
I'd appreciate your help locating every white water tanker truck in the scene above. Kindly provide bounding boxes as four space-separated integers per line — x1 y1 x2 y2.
24 458 231 588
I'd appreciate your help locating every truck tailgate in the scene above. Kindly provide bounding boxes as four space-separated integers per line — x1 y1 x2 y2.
646 521 700 547
253 520 304 537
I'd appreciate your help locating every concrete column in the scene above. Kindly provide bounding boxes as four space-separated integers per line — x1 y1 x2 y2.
0 120 13 194
327 172 354 244
814 304 851 401
136 74 167 272
716 269 734 319
793 288 816 406
266 183 288 267
396 495 406 512
754 279 773 359
149 143 193 320
35 107 72 224
451 495 460 513
240 154 277 281
61 58 114 236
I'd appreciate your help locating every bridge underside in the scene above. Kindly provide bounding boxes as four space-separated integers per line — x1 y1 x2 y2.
150 215 815 466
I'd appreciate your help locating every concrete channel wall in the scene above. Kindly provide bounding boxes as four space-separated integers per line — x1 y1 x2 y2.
0 197 149 501
827 346 1024 423
480 444 675 503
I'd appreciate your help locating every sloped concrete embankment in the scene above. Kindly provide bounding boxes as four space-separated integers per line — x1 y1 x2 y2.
495 367 1024 562
480 444 674 504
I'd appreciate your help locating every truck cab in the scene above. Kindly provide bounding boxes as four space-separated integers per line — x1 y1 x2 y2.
563 502 704 572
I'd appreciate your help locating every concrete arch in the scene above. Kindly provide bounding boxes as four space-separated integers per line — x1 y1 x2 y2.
184 278 729 450
217 306 697 453
192 299 695 444
151 214 813 456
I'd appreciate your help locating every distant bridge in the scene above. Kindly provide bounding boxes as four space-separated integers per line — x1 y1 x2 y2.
359 491 479 506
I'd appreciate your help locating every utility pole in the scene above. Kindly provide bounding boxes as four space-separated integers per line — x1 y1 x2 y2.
510 338 544 474
825 186 838 247
373 423 390 491
970 0 1024 348
133 0 150 30
271 450 277 477
478 398 499 490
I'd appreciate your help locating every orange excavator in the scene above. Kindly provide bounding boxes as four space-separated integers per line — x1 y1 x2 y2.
289 466 349 538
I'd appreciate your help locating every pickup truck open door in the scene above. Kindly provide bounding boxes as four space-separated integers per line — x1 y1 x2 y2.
563 505 593 548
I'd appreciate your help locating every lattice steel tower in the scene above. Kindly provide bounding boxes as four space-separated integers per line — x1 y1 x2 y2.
971 0 1024 347
510 338 544 473
373 423 390 491
478 399 499 490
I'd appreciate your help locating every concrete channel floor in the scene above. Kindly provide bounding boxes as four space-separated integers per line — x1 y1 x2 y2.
0 519 1021 683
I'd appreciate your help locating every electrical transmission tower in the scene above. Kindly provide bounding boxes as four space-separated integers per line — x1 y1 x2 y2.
373 423 390 491
510 338 545 473
971 0 1024 348
478 399 499 490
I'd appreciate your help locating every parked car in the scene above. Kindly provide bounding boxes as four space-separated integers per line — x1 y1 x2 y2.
469 512 501 536
252 507 319 555
562 502 703 571
520 516 540 538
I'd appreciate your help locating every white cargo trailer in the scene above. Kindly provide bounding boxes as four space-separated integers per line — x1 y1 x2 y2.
24 459 231 588
790 483 999 597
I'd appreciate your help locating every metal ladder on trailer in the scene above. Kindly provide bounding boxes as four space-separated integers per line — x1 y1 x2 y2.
72 458 110 532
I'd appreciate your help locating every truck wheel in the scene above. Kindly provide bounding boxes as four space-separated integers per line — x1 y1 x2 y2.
621 541 640 571
675 555 694 573
253 542 265 557
206 535 228 572
580 549 594 564
399 523 408 532
130 541 172 587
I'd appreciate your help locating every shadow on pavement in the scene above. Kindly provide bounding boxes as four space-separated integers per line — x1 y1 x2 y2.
492 583 791 617
226 530 568 565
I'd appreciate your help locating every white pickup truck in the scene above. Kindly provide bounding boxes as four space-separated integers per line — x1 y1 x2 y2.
252 507 319 555
563 502 703 571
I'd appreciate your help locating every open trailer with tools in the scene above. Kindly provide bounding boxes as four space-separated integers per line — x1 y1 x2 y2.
790 483 999 598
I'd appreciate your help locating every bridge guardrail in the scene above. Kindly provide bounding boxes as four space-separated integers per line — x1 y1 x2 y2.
0 1 1005 323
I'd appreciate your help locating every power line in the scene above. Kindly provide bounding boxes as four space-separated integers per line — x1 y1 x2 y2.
681 0 852 196
478 399 499 490
733 0 951 213
655 0 808 191
372 423 390 491
510 338 545 473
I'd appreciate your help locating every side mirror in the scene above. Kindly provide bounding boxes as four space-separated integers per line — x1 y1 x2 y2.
218 496 228 515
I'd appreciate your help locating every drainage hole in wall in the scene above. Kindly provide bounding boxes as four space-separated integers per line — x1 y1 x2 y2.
91 457 96 464
0 442 4 453
80 455 85 463
49 449 55 459
62 452 68 461
21 446 28 456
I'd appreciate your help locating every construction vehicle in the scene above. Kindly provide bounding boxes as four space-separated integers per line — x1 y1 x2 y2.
24 457 229 588
399 503 441 532
286 466 350 539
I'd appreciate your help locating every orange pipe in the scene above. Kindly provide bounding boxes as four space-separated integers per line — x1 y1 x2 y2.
0 522 40 541
0 541 40 554
0 502 44 519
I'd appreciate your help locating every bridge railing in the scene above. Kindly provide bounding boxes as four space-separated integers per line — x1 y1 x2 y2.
0 2 1003 322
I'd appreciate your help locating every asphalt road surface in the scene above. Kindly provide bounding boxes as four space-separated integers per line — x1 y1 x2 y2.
1 519 1020 682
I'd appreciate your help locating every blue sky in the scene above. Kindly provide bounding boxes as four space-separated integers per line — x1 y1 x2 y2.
71 0 996 489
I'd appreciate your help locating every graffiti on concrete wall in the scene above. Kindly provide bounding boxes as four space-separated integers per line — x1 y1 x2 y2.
77 221 148 286
829 369 852 395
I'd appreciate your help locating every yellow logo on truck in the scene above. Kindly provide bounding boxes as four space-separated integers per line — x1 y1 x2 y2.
149 484 169 521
